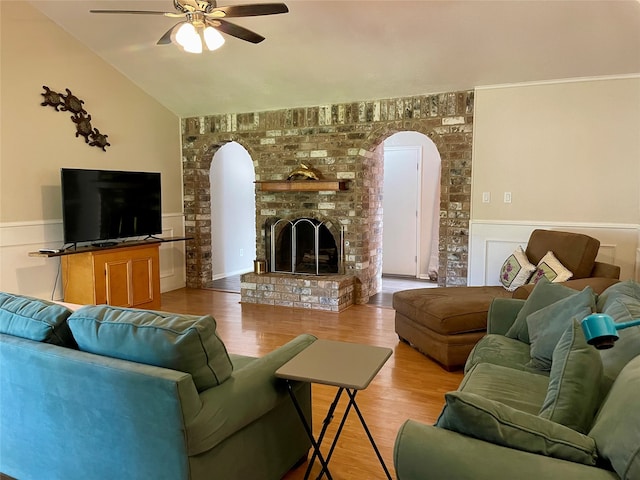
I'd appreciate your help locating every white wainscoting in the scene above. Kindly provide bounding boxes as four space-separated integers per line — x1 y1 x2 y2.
0 214 186 301
468 221 640 286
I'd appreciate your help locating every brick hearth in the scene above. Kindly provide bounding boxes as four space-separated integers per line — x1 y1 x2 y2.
181 90 474 307
240 272 355 312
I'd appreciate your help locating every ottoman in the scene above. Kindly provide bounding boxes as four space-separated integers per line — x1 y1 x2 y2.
393 286 511 370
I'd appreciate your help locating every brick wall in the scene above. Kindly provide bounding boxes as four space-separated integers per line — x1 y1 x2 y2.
181 90 474 304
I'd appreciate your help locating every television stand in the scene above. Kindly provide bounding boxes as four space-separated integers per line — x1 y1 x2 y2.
60 243 161 310
29 237 192 310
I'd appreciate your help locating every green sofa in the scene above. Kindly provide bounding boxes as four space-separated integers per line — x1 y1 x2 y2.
394 280 640 479
0 293 314 480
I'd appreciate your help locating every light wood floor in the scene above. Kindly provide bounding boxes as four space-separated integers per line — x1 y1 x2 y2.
161 288 463 480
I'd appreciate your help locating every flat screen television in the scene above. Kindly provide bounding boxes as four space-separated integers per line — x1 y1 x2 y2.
61 168 162 246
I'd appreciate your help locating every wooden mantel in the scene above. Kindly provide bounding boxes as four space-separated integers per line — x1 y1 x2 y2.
255 180 348 192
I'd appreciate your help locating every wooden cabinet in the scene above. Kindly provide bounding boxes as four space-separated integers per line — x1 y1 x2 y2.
61 244 161 310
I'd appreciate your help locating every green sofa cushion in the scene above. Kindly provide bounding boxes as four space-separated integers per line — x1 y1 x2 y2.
538 319 603 434
589 355 640 480
453 362 549 415
464 334 532 374
505 277 578 344
526 287 595 372
437 391 598 466
596 279 640 311
68 305 233 392
597 281 640 389
0 292 75 347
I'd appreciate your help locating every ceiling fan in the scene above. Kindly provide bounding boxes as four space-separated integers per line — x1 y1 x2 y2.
90 0 288 53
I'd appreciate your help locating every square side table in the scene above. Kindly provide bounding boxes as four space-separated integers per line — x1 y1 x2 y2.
276 339 392 480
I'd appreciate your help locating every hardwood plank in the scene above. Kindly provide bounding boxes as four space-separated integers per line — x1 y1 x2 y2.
161 288 464 480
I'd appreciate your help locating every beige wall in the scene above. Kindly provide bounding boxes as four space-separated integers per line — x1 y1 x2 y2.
0 1 186 298
469 77 640 283
472 77 640 224
0 0 183 222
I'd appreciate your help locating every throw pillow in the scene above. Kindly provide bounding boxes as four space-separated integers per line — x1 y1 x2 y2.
505 277 578 344
526 286 595 371
589 355 640 480
0 291 76 347
598 291 640 391
436 391 598 466
68 305 233 392
528 251 573 285
499 246 536 291
538 319 603 433
596 279 640 312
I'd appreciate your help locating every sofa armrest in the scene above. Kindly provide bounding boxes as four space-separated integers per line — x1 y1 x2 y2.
512 277 620 300
591 262 620 280
0 333 201 480
486 298 525 335
394 421 617 480
185 333 317 455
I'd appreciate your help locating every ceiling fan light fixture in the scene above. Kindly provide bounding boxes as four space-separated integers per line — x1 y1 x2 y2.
175 22 202 53
203 26 225 51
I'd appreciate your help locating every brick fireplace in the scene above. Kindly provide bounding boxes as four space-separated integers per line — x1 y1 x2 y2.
181 90 474 308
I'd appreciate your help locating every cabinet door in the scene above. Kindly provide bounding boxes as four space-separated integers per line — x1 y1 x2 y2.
104 259 132 307
62 244 161 309
97 245 160 309
131 256 155 307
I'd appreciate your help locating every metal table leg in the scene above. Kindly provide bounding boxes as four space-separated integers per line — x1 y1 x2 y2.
286 382 391 480
285 381 334 480
345 388 392 479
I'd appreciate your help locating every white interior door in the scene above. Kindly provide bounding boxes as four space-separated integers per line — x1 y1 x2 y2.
382 146 420 276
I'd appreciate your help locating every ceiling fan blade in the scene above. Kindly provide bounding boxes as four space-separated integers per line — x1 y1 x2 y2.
207 3 288 18
90 10 185 18
157 23 182 45
209 18 265 44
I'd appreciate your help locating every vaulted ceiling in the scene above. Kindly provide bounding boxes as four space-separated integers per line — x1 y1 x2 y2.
29 0 640 117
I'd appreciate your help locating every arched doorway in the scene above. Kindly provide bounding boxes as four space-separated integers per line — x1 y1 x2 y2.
383 132 441 281
209 142 256 283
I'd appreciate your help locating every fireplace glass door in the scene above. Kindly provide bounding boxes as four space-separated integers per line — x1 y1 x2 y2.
270 218 341 275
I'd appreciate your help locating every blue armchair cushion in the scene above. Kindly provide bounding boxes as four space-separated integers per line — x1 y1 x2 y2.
538 319 602 434
0 292 75 347
437 391 598 466
68 305 233 391
505 277 578 344
525 286 595 371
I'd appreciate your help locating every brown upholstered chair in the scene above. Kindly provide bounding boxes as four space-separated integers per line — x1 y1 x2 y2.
393 229 621 370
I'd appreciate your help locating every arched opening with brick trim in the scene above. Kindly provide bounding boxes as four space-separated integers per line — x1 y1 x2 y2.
181 91 473 306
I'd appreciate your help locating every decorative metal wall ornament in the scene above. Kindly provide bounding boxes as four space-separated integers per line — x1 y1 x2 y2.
40 86 110 151
40 86 65 111
71 113 93 142
89 128 111 152
60 88 87 115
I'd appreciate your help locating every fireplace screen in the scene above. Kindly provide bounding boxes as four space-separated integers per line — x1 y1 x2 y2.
268 218 342 275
